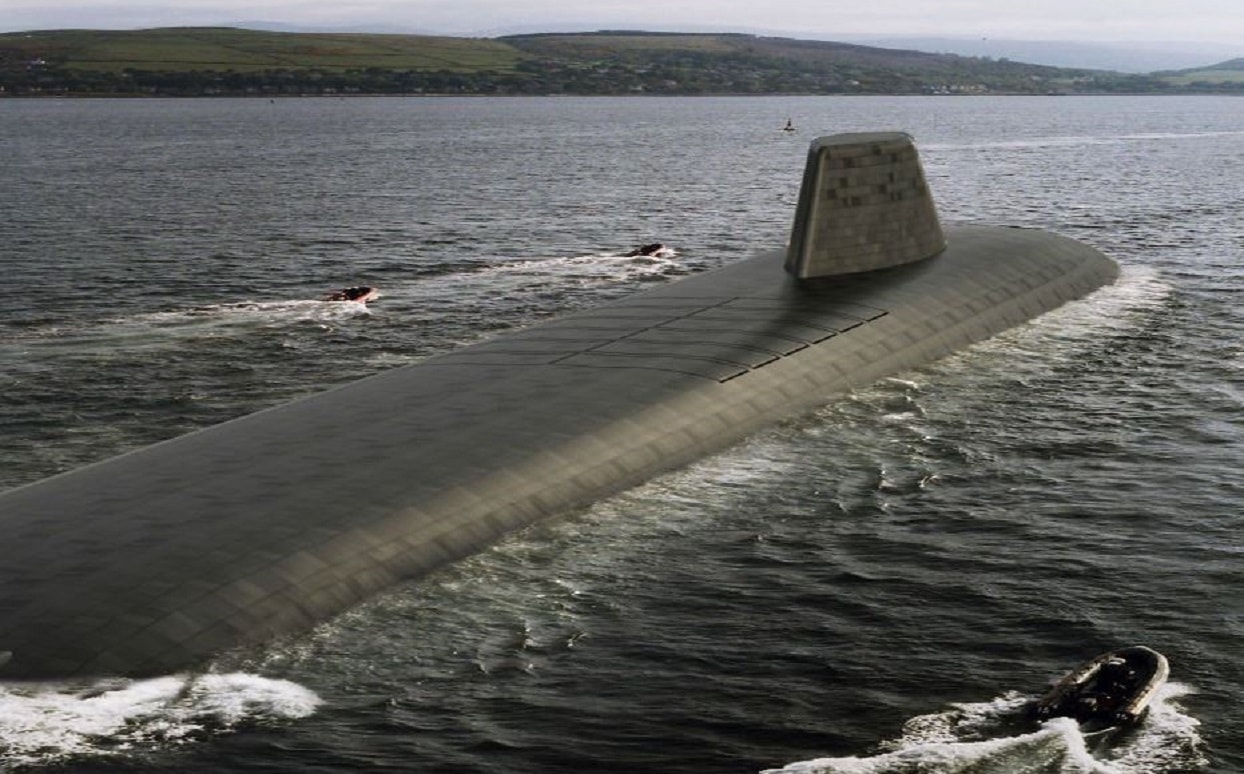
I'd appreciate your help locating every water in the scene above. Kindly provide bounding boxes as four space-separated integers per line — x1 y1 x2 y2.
1 95 1240 772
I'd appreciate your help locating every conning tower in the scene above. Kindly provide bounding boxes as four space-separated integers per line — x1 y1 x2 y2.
786 132 945 279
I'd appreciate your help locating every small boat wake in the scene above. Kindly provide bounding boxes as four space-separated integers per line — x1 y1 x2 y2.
3 297 375 357
486 244 684 278
763 684 1205 774
134 298 374 332
0 672 320 769
443 247 688 304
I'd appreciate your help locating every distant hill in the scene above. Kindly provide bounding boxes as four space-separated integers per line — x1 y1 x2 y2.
829 36 1243 74
0 27 1211 97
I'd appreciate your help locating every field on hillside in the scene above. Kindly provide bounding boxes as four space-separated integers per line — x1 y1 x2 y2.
1161 69 1244 85
1 28 524 73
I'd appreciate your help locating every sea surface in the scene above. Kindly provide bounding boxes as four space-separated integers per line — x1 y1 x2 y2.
1 94 1241 773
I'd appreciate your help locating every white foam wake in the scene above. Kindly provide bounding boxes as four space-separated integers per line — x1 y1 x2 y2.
0 672 321 768
134 298 374 327
470 248 686 285
0 298 374 360
762 684 1204 774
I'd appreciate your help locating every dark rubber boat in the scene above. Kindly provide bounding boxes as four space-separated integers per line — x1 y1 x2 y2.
325 286 379 303
1032 646 1169 733
624 243 671 258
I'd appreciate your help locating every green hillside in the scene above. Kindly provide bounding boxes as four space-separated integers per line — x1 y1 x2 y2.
0 27 1190 96
506 31 1049 75
502 31 1121 93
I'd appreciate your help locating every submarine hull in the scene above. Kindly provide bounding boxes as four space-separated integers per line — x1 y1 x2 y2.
0 224 1117 678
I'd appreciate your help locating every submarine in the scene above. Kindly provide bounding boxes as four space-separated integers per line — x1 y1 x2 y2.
0 132 1118 679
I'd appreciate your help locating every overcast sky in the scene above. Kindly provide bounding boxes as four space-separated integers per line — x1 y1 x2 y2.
5 0 1244 44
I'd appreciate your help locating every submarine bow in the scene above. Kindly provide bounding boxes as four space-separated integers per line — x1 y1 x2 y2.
0 133 1118 678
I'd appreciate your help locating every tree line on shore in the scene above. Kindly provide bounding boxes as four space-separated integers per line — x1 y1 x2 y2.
1 60 1186 97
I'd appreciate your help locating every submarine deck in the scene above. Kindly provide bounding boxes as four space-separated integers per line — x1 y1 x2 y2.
0 225 1118 678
